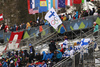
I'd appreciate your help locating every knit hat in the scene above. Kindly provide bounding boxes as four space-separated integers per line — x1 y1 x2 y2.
29 43 32 46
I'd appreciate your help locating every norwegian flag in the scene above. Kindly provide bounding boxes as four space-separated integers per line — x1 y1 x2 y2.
0 14 3 21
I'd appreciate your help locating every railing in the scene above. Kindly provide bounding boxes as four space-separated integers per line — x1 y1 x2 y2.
52 25 100 67
0 15 99 43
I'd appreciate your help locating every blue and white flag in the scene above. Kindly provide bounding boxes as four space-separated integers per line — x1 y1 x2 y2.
46 0 53 10
45 8 62 29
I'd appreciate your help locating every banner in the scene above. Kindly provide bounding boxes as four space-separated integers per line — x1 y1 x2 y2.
45 8 62 29
3 31 24 52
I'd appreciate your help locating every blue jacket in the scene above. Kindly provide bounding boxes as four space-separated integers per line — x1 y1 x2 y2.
49 53 54 59
2 61 7 67
42 51 46 60
56 50 62 59
45 53 50 60
75 11 78 19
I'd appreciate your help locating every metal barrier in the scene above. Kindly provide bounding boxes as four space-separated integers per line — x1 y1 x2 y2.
0 15 99 43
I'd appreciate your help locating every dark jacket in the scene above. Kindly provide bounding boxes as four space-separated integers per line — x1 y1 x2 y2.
98 8 100 14
49 41 57 52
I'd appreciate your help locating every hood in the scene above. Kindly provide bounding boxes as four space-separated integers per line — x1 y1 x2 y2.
42 51 46 55
76 11 78 14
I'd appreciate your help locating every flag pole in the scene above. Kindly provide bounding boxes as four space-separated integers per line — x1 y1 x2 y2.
42 12 43 19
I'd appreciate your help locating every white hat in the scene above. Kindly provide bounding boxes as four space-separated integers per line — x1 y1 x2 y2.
10 60 13 63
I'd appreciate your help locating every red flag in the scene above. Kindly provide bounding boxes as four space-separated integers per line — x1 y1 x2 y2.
3 31 23 53
65 0 73 6
73 0 81 4
0 14 3 21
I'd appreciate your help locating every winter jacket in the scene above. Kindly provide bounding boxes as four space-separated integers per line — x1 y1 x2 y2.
49 53 54 60
75 11 78 19
56 50 62 59
49 42 57 52
42 51 46 60
45 53 50 60
2 61 7 67
94 25 99 32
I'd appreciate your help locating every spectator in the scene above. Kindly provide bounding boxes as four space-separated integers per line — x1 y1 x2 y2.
65 13 69 20
14 55 20 67
26 22 31 30
56 50 62 62
89 9 93 15
35 53 42 62
2 58 7 67
9 60 15 67
63 36 69 51
49 40 57 53
29 44 35 63
98 6 100 14
75 11 79 19
42 51 46 61
93 22 99 32
92 8 95 15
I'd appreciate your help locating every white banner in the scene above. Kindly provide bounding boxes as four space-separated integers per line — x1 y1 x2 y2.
45 8 62 29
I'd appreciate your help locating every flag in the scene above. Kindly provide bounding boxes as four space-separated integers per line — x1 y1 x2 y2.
65 0 73 6
58 0 66 8
3 31 23 53
27 0 39 14
82 0 84 3
0 14 3 21
82 0 87 4
40 0 47 6
23 31 30 39
39 0 47 13
58 24 67 34
73 0 82 4
53 0 59 9
46 0 53 10
45 8 62 29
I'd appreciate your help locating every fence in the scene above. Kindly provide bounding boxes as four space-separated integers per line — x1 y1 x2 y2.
0 15 99 43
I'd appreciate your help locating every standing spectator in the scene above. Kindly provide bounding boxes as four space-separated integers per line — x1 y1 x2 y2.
49 40 57 53
93 22 99 32
63 36 69 51
26 22 31 30
65 13 69 20
89 9 93 15
42 51 46 61
98 6 100 14
29 44 35 63
75 11 79 19
92 8 95 15
1 23 5 30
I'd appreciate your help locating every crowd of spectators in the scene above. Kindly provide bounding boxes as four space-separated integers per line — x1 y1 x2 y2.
59 8 99 21
0 35 96 67
0 18 49 33
0 7 100 33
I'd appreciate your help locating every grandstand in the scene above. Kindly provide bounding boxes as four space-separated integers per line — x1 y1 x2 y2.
0 15 99 67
